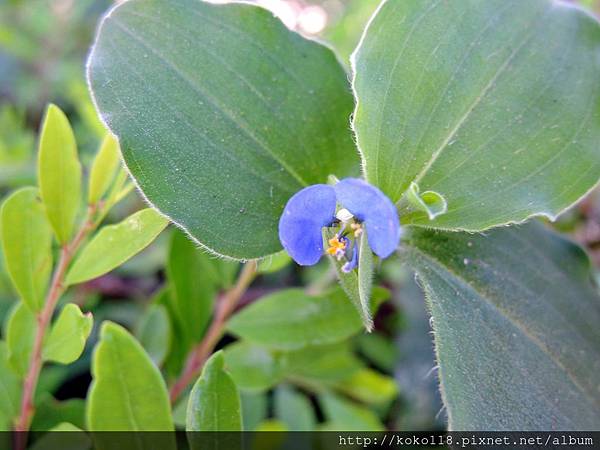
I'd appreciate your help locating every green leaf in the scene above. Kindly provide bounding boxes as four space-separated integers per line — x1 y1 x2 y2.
37 104 82 243
257 251 291 274
31 397 86 431
319 392 383 431
223 341 282 392
326 228 374 331
405 222 600 430
353 0 600 230
274 385 315 431
186 351 242 431
65 208 169 285
240 391 267 432
166 230 231 348
30 423 91 450
335 368 398 406
404 182 447 220
87 0 358 260
279 342 363 383
0 187 53 311
43 304 93 365
227 288 389 350
6 302 36 377
87 321 174 432
88 134 121 204
135 303 171 366
0 342 21 430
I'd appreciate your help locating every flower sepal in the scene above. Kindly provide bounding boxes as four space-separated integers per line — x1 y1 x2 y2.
323 227 376 331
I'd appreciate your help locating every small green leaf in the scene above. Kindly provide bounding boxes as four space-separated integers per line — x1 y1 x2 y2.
274 385 315 431
6 302 36 377
257 251 291 274
319 392 383 431
227 288 389 350
0 342 21 430
43 304 93 365
186 351 242 431
88 134 121 204
404 182 447 220
335 368 398 406
223 341 283 392
37 104 82 243
66 208 169 285
1 187 53 311
135 303 171 366
87 321 174 432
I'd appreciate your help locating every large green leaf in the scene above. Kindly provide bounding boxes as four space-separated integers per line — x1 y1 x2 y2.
37 104 82 243
405 222 600 430
186 351 242 432
65 208 168 285
87 0 358 260
0 187 53 311
353 0 600 230
227 288 388 350
87 321 174 433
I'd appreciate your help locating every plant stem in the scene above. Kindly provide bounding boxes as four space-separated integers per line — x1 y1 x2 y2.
14 205 97 436
169 260 258 404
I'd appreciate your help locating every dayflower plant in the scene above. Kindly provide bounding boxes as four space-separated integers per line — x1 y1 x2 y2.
279 178 401 272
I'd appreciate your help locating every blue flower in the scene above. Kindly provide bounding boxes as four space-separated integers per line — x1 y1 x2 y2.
278 178 401 270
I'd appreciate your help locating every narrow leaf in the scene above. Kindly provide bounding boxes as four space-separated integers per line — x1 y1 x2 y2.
1 187 53 311
405 222 600 430
87 321 174 433
88 134 121 204
43 304 93 365
6 302 36 377
135 304 171 366
166 230 232 349
65 208 168 285
186 351 242 431
0 342 21 431
38 104 81 243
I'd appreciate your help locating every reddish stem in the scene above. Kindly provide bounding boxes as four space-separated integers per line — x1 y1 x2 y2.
169 260 257 404
14 205 97 445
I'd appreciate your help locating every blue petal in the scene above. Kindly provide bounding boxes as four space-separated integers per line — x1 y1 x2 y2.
334 178 401 259
278 184 336 265
342 238 359 273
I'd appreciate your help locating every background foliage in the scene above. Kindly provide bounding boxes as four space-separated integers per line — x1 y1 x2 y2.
0 0 599 441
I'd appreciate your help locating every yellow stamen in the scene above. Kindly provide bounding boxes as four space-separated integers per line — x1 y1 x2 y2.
326 236 346 255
